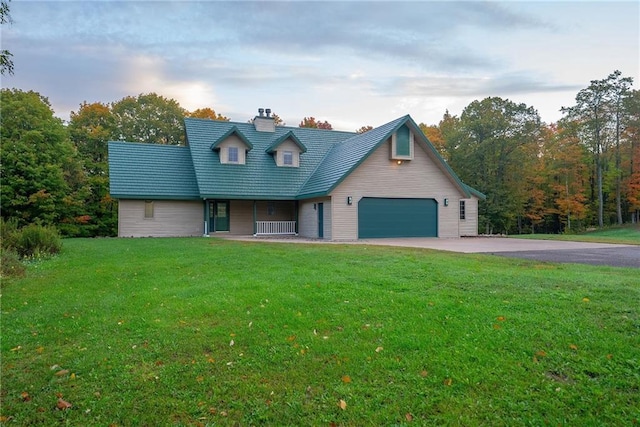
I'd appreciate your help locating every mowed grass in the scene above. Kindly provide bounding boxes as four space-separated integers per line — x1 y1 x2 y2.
514 224 640 245
1 238 639 426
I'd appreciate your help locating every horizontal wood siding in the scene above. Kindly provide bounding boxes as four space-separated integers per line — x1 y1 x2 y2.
330 137 465 240
118 200 203 237
459 197 479 236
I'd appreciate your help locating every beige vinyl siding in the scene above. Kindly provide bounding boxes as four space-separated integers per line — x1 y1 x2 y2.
229 200 254 235
459 197 479 236
330 136 465 240
273 140 302 167
217 135 248 164
298 198 330 238
118 200 203 237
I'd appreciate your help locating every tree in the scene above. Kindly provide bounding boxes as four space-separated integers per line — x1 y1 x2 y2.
356 125 373 134
0 89 88 231
111 93 186 145
445 97 542 234
418 123 446 157
1 0 13 75
299 116 332 130
189 107 230 121
68 102 117 236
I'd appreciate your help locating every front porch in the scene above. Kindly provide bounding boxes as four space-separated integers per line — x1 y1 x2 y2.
205 199 299 236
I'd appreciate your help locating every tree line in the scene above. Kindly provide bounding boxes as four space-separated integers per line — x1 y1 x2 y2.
1 70 638 237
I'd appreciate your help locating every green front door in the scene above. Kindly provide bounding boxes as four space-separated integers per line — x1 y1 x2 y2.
211 201 230 232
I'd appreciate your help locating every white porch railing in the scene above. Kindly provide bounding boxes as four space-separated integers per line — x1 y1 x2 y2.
255 221 297 236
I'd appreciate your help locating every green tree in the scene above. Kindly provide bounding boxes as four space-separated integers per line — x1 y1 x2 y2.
111 93 186 145
445 97 542 234
1 0 14 75
0 89 88 231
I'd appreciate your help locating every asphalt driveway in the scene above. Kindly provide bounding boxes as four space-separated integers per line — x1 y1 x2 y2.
358 237 640 268
224 235 640 268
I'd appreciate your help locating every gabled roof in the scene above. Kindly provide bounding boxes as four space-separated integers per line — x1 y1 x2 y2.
210 126 253 151
108 141 200 199
184 118 353 199
109 115 484 201
265 130 307 154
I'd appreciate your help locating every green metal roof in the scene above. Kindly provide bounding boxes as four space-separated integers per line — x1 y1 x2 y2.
184 118 353 199
108 141 200 199
108 115 484 201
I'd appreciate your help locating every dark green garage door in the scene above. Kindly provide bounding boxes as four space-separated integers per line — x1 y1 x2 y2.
358 198 438 238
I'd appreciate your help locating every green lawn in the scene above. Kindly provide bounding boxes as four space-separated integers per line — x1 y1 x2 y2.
1 238 638 426
513 224 640 245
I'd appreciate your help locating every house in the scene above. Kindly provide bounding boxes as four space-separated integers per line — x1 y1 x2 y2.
108 109 485 239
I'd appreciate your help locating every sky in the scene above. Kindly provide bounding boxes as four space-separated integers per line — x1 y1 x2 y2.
2 0 639 132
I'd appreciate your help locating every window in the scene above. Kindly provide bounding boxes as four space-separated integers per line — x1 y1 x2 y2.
144 200 154 219
228 146 239 163
283 151 293 166
267 202 276 216
459 200 466 220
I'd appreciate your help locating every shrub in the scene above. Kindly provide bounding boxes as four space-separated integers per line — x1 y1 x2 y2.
12 223 62 259
1 248 26 278
0 217 19 249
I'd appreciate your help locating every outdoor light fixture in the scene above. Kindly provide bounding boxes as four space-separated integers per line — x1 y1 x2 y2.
313 203 317 210
444 198 449 206
347 196 353 205
397 160 403 165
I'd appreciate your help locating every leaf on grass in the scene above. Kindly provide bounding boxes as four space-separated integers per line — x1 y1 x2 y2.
196 375 204 382
36 346 44 354
55 369 70 377
606 354 613 360
493 324 501 330
338 399 347 410
286 335 297 342
497 316 506 321
443 378 452 386
375 346 383 353
341 375 351 383
10 346 22 352
56 398 72 410
21 392 31 402
229 339 234 346
582 297 590 303
420 370 428 378
405 413 413 422
569 344 578 351
535 350 547 358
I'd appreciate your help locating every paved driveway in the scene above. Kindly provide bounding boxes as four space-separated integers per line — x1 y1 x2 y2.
358 237 640 268
223 236 640 268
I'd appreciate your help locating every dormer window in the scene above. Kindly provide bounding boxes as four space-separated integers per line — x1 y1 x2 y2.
210 126 253 165
390 124 414 161
265 131 307 168
283 151 293 166
228 147 239 163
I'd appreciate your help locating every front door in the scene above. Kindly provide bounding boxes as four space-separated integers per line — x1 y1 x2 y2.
317 202 324 238
211 201 230 232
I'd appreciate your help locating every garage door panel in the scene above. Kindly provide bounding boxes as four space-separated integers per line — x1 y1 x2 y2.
358 198 437 238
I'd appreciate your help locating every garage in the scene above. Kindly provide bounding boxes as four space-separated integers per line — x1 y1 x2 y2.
358 197 438 238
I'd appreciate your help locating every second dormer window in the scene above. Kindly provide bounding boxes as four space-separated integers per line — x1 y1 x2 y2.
228 147 239 163
283 151 293 166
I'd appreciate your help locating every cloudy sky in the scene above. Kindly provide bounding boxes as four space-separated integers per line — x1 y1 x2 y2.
2 0 638 131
